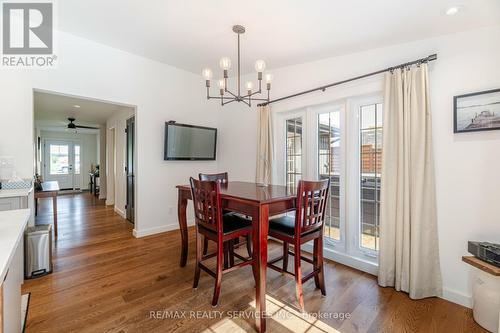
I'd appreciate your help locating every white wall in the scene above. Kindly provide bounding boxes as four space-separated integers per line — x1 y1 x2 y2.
218 25 500 307
0 30 219 237
106 108 135 217
38 130 98 189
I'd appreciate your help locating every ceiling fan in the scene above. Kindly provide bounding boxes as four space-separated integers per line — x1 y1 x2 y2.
67 117 99 130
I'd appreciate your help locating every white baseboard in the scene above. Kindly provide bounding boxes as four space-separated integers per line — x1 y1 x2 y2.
302 243 378 276
442 287 473 308
114 206 126 218
306 243 472 309
133 219 194 238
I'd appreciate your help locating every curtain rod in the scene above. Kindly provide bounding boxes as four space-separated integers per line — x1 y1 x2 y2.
257 53 437 107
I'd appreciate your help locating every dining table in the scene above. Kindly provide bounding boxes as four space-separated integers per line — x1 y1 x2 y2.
176 181 296 333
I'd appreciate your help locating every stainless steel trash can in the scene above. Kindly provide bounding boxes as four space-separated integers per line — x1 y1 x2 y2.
25 224 52 278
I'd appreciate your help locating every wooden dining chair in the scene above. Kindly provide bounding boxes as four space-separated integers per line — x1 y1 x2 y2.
267 179 330 311
199 172 252 259
190 178 254 306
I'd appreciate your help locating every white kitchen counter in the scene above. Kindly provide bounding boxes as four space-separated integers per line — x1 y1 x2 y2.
0 187 32 199
0 187 35 227
0 209 30 283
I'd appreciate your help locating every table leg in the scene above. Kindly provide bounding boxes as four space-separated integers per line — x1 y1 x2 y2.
253 204 269 333
52 195 58 238
178 188 189 267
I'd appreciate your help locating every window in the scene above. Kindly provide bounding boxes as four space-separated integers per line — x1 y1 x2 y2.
286 118 302 194
359 103 382 251
318 111 341 241
49 144 69 175
74 144 81 175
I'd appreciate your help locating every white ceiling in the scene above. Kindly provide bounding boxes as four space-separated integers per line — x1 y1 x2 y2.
34 90 132 129
57 0 500 75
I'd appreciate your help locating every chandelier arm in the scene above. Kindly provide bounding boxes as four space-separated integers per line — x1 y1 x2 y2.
225 89 238 98
208 95 238 101
222 98 238 106
242 90 266 98
247 97 270 101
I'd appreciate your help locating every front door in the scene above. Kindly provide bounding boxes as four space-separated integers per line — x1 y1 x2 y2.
125 117 135 223
43 140 82 190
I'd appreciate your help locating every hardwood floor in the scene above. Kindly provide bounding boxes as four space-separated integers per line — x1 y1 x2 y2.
23 193 486 333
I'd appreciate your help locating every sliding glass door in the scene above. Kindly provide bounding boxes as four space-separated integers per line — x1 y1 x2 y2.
277 97 382 267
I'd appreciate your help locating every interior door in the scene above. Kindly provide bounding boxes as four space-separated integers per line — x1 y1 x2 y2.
125 117 135 223
44 140 81 190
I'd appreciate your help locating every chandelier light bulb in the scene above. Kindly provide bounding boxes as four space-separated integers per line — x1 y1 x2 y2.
446 6 461 16
245 81 253 93
219 57 231 70
254 59 266 73
265 73 273 83
218 79 225 89
202 68 213 80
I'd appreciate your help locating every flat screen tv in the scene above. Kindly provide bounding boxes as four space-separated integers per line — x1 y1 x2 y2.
164 122 217 160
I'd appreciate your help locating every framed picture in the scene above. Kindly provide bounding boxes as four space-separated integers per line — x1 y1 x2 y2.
454 88 500 133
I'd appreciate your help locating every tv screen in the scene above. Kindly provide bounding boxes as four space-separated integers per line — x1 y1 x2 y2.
164 122 217 160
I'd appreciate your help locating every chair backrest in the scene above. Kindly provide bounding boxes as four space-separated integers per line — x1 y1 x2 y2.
294 179 331 235
189 178 223 234
199 172 228 183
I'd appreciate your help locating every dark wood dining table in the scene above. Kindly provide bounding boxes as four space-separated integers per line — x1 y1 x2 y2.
176 181 296 333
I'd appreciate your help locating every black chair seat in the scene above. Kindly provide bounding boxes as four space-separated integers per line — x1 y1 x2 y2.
201 213 252 235
269 215 296 236
222 213 252 234
269 215 320 237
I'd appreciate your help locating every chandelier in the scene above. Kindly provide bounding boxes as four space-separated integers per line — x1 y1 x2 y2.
202 25 273 107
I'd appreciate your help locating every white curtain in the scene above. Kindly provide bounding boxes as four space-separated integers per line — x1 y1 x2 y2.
378 63 442 299
256 105 273 185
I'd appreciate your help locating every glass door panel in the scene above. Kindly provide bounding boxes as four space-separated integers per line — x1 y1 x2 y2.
318 111 341 241
49 144 69 175
286 118 303 195
359 103 383 251
44 140 79 190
